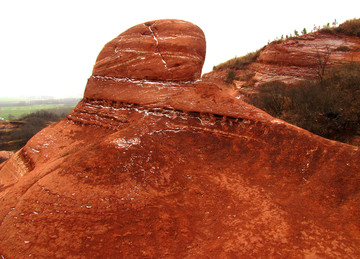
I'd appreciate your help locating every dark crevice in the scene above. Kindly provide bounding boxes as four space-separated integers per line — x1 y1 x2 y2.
69 99 249 130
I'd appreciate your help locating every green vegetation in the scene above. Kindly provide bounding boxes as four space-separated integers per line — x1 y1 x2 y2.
0 109 72 151
0 97 79 120
332 18 360 36
0 98 78 151
269 18 359 49
249 63 360 145
297 18 360 38
0 104 73 120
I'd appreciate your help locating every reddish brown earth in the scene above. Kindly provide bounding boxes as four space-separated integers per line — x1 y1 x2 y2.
205 31 360 95
0 151 13 164
1 19 360 258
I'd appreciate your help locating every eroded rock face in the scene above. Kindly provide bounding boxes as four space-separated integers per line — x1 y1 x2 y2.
0 20 360 258
93 19 206 81
205 31 360 90
253 31 360 85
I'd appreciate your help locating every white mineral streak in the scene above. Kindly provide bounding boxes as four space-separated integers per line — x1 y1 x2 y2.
159 35 199 40
113 137 141 149
271 118 284 124
91 75 201 87
147 128 186 136
147 23 168 69
114 48 202 61
116 49 153 54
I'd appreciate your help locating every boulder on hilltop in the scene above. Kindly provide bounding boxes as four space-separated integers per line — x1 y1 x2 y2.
0 19 360 258
93 19 206 82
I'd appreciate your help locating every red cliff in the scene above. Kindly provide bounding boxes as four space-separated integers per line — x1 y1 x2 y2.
205 30 360 94
0 20 360 258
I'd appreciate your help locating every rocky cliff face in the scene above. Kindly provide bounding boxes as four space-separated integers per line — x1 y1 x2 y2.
1 20 360 258
205 30 360 94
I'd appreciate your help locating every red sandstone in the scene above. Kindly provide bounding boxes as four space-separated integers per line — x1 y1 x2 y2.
205 31 360 93
0 20 359 258
93 19 206 82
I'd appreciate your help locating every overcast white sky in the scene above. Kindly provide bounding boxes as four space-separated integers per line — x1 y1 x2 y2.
1 0 359 98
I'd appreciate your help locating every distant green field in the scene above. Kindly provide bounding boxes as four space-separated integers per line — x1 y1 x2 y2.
0 104 74 120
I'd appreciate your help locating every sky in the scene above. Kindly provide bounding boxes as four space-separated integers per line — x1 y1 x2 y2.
1 0 359 98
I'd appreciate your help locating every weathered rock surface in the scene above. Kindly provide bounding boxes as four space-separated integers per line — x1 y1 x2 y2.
1 20 360 258
205 31 360 93
93 19 206 81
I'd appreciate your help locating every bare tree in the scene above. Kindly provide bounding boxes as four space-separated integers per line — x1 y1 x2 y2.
316 46 331 85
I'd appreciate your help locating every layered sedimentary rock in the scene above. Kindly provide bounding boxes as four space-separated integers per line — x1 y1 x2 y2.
0 20 360 258
253 32 360 84
93 19 206 81
205 31 360 90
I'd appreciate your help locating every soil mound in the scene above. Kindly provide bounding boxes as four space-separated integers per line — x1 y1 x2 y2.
0 20 359 258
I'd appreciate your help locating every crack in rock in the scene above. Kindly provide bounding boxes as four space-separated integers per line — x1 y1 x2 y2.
146 23 168 69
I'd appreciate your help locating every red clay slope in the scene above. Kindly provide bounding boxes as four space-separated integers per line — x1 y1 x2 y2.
0 19 360 258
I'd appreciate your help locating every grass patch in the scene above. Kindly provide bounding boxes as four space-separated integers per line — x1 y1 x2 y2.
214 48 263 70
335 18 360 37
320 18 360 37
0 104 74 120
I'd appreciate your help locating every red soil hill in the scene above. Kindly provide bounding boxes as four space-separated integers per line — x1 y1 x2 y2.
0 19 359 258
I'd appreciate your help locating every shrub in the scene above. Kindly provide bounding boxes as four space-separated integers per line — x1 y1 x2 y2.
336 45 351 52
0 109 71 151
22 110 66 121
239 72 255 81
11 117 48 142
320 18 360 37
335 18 360 37
249 63 360 144
225 70 239 84
250 81 288 116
